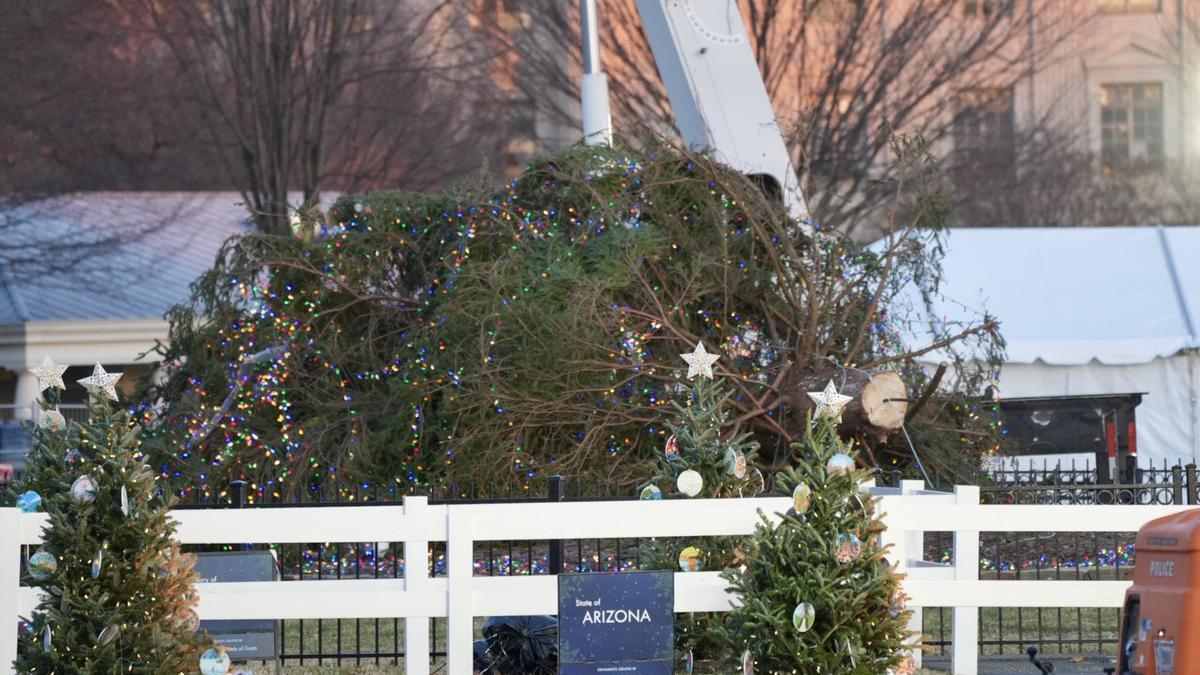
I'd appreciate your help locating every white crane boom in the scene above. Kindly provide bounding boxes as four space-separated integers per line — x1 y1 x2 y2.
635 0 808 219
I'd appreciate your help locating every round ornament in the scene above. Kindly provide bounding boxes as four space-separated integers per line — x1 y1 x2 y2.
199 647 232 675
676 469 703 497
37 409 66 431
664 435 680 461
27 550 57 580
639 484 662 501
746 467 765 495
891 656 918 675
70 475 97 504
91 549 103 579
741 650 754 675
97 623 120 646
64 449 82 466
177 608 200 632
15 491 42 513
835 533 863 563
826 452 855 475
792 601 815 633
725 449 747 478
792 482 812 514
677 546 703 573
18 621 33 638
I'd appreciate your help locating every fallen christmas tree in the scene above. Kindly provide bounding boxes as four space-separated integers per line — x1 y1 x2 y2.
138 140 1003 499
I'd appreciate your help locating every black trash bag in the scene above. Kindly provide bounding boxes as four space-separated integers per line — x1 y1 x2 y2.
474 639 495 673
480 615 558 674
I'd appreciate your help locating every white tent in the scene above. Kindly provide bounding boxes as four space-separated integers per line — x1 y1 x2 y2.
896 226 1200 467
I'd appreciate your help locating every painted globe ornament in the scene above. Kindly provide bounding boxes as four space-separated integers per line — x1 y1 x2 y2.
70 475 97 504
891 656 918 675
725 448 747 478
664 434 680 461
639 484 662 501
835 533 863 563
678 546 703 572
27 550 57 581
676 469 703 497
37 409 66 431
177 608 200 632
97 624 120 646
199 647 232 675
792 482 812 514
826 452 855 476
15 491 42 513
91 549 104 579
792 601 816 633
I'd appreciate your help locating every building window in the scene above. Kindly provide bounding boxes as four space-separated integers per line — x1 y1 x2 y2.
964 0 1012 17
1100 83 1164 174
1097 0 1161 13
953 88 1015 170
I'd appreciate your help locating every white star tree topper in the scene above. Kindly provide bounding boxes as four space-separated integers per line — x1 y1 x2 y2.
680 341 720 380
808 380 853 423
30 355 68 391
77 363 123 401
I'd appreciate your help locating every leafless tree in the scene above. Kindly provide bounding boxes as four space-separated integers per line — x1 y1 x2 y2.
496 0 1090 237
129 0 504 235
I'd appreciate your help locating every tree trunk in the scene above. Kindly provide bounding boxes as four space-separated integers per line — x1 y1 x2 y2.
786 368 909 440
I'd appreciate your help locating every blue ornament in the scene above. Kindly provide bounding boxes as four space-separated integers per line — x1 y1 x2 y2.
199 647 231 675
28 550 57 581
16 491 42 513
639 484 662 500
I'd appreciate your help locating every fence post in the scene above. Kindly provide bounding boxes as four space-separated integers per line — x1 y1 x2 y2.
1187 464 1197 505
403 496 431 675
548 476 565 575
446 505 473 675
1172 465 1184 504
898 480 924 669
230 480 248 508
952 485 980 675
1 508 20 675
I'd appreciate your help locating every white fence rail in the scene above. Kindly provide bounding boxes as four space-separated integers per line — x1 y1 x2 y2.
2 481 1193 675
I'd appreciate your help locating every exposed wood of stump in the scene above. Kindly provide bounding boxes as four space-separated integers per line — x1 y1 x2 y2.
787 369 909 440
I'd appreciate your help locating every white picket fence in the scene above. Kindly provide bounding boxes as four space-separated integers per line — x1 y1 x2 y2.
1 481 1194 675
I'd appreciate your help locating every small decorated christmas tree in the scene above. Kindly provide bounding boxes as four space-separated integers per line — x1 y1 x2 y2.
12 358 212 673
715 406 915 674
637 341 763 665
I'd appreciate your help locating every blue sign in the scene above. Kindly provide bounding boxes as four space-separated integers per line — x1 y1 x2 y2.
558 571 674 674
195 551 279 659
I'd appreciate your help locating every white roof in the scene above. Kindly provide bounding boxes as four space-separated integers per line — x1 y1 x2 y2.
892 226 1200 366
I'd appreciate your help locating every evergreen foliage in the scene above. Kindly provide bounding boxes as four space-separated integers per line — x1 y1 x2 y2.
12 386 211 673
137 141 1003 499
715 417 913 674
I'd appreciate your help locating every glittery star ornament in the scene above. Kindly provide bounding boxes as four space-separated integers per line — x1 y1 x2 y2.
680 341 720 380
30 355 68 392
77 363 122 401
808 380 852 423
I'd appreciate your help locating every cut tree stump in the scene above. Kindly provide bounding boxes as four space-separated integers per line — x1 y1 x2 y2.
786 369 909 440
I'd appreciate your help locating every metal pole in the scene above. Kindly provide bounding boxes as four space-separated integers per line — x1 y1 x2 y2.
579 0 612 145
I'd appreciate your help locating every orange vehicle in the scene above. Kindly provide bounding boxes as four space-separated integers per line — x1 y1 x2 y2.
1117 508 1200 674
